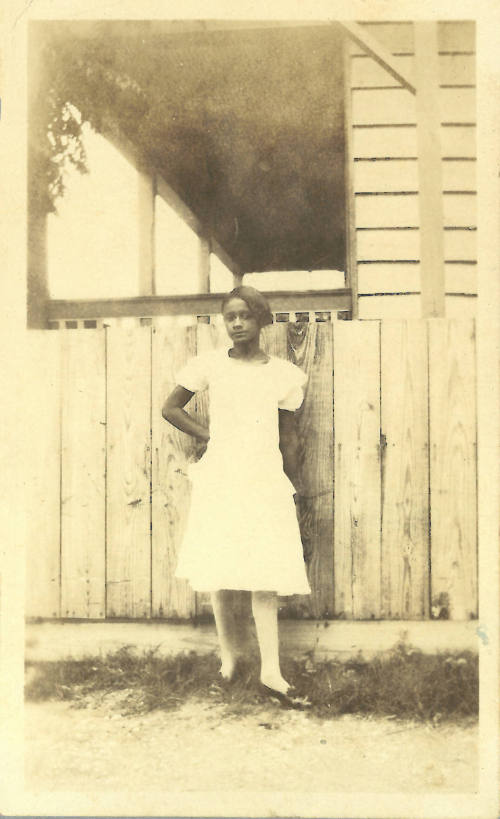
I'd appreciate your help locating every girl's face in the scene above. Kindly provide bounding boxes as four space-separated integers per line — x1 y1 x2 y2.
222 297 260 343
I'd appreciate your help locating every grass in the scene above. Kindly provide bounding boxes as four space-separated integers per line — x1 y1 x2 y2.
25 643 478 724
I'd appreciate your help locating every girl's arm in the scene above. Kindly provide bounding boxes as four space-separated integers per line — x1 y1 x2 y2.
162 386 210 442
278 409 304 494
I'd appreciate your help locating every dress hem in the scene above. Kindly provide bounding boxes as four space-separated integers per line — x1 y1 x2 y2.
175 576 311 596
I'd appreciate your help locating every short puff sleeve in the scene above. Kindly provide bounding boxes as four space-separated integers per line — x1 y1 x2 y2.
277 363 308 411
175 354 209 393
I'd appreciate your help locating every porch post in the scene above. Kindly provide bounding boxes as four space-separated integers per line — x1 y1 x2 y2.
197 234 211 293
27 202 50 328
414 22 446 318
27 26 50 329
137 167 156 296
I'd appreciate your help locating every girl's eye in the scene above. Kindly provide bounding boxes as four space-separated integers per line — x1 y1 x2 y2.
225 312 250 321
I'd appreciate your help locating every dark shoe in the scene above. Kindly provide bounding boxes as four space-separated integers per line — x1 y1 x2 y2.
259 683 311 710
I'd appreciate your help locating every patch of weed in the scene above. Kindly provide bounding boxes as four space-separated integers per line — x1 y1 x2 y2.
25 642 478 723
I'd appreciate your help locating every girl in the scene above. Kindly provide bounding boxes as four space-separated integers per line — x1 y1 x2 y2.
162 286 311 706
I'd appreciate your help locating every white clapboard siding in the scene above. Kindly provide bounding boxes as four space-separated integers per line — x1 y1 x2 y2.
352 89 417 125
359 293 477 319
440 126 476 158
442 160 476 191
348 22 414 55
355 192 476 228
358 263 421 295
439 87 475 122
358 262 477 296
355 194 420 228
445 295 477 318
438 21 475 52
353 125 476 159
358 294 421 320
357 229 476 263
351 54 414 88
443 229 477 260
445 263 477 294
443 193 476 227
349 21 474 55
438 53 475 84
352 87 475 126
356 229 419 261
351 53 475 88
354 160 475 193
354 161 419 192
349 23 476 317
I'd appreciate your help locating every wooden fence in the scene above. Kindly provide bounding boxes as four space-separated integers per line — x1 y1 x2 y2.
26 318 477 621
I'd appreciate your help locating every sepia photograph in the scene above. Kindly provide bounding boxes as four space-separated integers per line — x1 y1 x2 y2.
1 3 498 817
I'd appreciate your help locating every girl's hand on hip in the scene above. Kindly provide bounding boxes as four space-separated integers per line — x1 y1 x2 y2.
193 437 209 461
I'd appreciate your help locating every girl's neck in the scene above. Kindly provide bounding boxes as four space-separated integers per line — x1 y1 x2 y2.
229 337 267 362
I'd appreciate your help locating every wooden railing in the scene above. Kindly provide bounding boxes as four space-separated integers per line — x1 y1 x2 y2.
46 289 352 329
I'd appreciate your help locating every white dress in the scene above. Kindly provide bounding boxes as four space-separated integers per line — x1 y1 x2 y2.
174 347 311 595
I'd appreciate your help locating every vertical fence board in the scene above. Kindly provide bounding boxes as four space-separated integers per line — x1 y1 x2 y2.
380 322 430 619
429 319 477 619
60 331 106 618
334 321 382 619
192 322 227 615
26 332 61 618
151 323 197 618
106 326 152 617
261 323 297 617
286 323 334 618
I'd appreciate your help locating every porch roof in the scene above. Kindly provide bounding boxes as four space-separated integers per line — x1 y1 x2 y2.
34 21 347 274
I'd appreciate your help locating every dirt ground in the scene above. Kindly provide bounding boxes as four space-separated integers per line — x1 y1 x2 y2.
25 697 478 794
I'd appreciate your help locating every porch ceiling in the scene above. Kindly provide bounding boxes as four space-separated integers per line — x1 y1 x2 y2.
35 21 347 273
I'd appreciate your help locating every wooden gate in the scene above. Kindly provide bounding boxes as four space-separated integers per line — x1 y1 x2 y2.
26 318 477 621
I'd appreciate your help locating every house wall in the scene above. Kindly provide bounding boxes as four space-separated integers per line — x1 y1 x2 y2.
348 21 476 319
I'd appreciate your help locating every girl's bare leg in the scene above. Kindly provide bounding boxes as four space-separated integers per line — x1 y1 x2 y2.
210 590 240 679
251 590 290 694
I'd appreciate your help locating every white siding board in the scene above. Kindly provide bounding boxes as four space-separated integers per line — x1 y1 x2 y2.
445 263 477 294
349 21 474 55
354 161 419 192
445 295 477 318
354 160 475 192
358 263 421 295
351 54 474 88
352 87 475 127
348 23 414 55
352 125 475 159
358 294 421 319
356 229 419 261
352 89 416 125
443 229 476 261
442 160 476 191
438 21 475 53
355 193 476 228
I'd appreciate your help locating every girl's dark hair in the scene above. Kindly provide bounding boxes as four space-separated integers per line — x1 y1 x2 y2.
221 286 273 328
